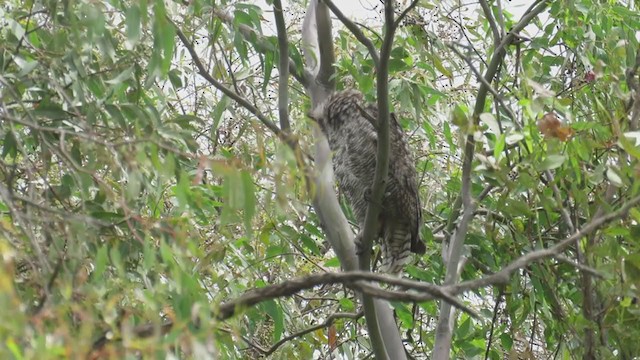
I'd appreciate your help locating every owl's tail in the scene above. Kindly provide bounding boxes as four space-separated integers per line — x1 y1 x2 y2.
379 230 414 275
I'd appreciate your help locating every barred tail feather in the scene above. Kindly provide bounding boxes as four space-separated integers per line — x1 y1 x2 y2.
379 230 413 275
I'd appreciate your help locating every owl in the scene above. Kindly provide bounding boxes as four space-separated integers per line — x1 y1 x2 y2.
311 89 426 274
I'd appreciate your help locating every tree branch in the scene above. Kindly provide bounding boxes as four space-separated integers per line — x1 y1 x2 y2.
315 0 336 91
435 2 552 358
272 0 290 132
479 0 501 46
355 2 401 358
555 254 604 278
474 0 549 118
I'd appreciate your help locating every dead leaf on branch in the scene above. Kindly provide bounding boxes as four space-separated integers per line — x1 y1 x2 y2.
537 112 574 141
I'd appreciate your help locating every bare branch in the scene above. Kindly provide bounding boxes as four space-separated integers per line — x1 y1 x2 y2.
315 0 336 91
356 3 400 357
495 0 507 38
474 0 549 118
302 0 320 76
272 0 291 132
479 0 501 46
358 0 400 269
355 282 477 317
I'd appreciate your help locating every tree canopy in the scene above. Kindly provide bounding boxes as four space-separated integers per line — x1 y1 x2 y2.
1 0 640 359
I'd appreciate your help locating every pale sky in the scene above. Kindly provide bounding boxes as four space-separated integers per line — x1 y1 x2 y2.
254 0 540 36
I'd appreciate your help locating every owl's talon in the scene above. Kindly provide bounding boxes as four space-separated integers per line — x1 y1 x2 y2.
354 233 364 255
363 188 372 203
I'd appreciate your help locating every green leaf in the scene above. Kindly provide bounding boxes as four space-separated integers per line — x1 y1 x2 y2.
262 300 284 342
105 104 127 128
479 113 500 135
33 104 68 120
620 131 640 160
451 103 470 130
93 245 108 281
233 10 254 27
433 55 453 78
14 57 38 76
339 298 355 311
5 337 23 360
299 234 320 256
500 333 513 350
168 69 183 89
605 167 623 187
109 245 124 277
2 131 17 159
241 170 255 235
494 133 506 159
538 154 566 171
443 121 453 148
143 238 156 271
211 96 230 133
152 0 175 76
324 257 341 268
266 245 286 259
125 5 141 48
105 66 134 85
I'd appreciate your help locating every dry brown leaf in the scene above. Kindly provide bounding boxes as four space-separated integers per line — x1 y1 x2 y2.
537 112 574 141
328 324 337 351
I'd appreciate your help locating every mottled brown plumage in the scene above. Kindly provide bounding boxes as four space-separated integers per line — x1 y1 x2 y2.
311 89 425 274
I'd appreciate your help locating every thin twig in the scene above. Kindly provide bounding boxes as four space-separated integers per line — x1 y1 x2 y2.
355 282 477 317
483 288 504 360
479 0 501 46
555 254 604 278
258 311 362 356
545 170 575 234
393 0 420 29
211 8 309 87
448 44 518 126
172 19 285 140
323 0 380 67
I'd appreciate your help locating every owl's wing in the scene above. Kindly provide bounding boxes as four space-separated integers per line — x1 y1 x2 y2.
389 113 425 255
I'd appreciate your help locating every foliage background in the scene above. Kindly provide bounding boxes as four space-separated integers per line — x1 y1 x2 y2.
0 0 639 358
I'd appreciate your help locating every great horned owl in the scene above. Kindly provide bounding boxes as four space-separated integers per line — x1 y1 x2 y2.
311 89 426 274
